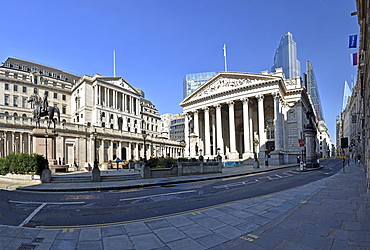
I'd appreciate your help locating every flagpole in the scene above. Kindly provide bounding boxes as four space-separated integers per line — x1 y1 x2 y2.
113 50 116 77
223 44 228 71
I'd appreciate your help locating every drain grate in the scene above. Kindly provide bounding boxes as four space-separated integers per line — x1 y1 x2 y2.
17 244 38 250
32 237 44 243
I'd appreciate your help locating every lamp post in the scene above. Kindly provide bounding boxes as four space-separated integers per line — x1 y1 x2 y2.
44 129 49 169
199 149 204 162
142 130 148 161
253 138 260 168
216 147 222 162
93 130 98 169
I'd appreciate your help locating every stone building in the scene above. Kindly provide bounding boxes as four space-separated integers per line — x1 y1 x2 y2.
0 57 184 167
180 69 318 165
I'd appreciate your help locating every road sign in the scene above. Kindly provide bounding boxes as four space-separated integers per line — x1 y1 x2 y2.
298 139 305 147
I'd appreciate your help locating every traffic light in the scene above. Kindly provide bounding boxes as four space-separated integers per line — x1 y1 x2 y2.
341 137 348 148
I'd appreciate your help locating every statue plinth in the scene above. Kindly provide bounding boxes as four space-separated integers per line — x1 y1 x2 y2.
32 129 58 167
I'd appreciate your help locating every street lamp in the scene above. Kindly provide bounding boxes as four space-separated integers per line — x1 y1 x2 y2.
199 149 204 162
253 138 260 169
44 129 49 169
142 130 148 161
93 129 98 169
216 147 222 162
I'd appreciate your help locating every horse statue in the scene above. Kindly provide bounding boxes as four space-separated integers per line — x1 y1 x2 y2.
27 95 60 129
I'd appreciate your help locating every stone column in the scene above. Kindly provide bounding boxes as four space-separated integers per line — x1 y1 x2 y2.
257 95 266 154
304 126 318 168
228 101 238 159
95 85 98 105
211 110 216 156
184 113 190 157
242 98 253 159
273 93 281 151
28 133 32 154
194 110 199 137
215 104 224 155
203 107 211 157
99 139 104 164
269 93 283 165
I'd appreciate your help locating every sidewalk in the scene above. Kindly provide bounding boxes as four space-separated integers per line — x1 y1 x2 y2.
0 160 368 249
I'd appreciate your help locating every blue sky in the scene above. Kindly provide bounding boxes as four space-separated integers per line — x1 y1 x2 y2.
0 0 358 143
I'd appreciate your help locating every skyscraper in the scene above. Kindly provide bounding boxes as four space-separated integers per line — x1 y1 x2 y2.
271 32 301 79
342 81 352 111
306 61 324 121
183 72 217 99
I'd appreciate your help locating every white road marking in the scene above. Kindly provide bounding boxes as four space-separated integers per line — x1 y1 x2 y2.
9 200 85 205
10 200 86 227
18 203 46 227
120 190 196 201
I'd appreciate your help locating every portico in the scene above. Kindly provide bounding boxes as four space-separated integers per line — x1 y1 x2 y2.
180 70 308 165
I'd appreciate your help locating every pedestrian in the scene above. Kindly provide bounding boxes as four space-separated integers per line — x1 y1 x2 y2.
357 155 361 167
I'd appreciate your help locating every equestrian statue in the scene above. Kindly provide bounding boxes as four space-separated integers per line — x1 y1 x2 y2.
27 93 60 129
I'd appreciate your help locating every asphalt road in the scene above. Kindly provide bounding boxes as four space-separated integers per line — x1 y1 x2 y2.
0 158 344 229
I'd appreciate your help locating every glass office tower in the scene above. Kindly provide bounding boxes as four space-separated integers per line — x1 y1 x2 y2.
271 32 301 79
305 61 324 121
183 72 217 99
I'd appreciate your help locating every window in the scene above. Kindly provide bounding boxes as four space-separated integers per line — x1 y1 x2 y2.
21 66 28 71
45 91 48 96
33 76 38 84
5 72 9 77
53 93 57 99
5 84 9 90
61 84 65 89
22 86 27 93
13 96 18 107
52 73 58 78
22 75 27 81
62 94 66 101
5 62 10 67
14 64 19 69
14 73 18 79
4 95 9 106
34 88 38 94
43 70 49 76
13 85 18 92
53 82 57 87
62 105 66 114
22 98 27 108
54 104 58 108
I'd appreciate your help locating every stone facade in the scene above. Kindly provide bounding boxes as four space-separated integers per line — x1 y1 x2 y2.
0 57 184 168
180 69 316 165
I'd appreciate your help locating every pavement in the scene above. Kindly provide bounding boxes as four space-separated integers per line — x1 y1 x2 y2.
0 158 369 249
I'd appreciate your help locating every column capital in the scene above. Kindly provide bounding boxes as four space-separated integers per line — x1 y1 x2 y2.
241 97 249 103
256 94 264 101
272 92 280 98
202 107 209 112
214 103 222 109
227 101 234 106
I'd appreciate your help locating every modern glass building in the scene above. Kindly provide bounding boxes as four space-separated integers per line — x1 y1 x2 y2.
183 72 217 98
271 32 301 79
305 61 324 121
342 80 352 111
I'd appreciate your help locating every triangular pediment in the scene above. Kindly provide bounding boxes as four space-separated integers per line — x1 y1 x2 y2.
96 76 140 95
180 72 279 105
